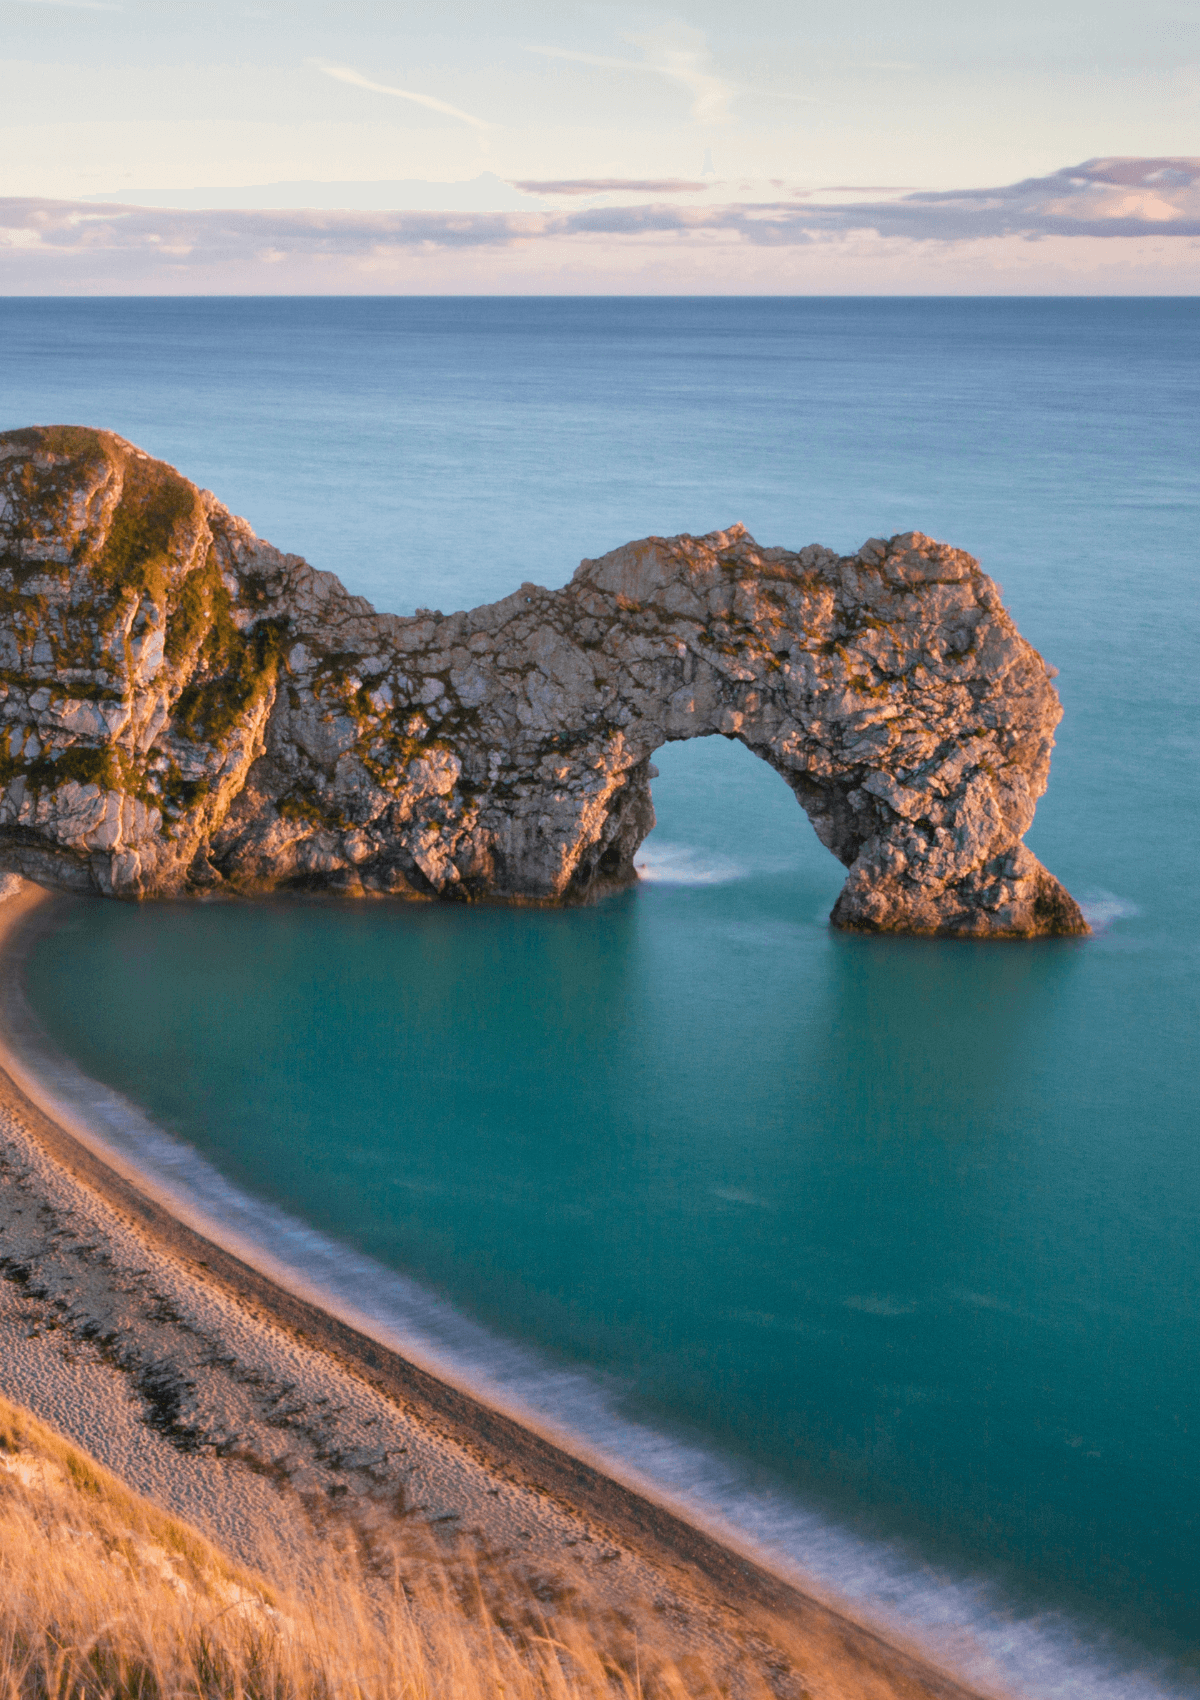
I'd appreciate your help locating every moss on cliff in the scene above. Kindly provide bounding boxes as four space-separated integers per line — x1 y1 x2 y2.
0 741 121 799
1 431 284 855
276 785 356 832
89 453 201 609
164 553 215 668
173 612 283 747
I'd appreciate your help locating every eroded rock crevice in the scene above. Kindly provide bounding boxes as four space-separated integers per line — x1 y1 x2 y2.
0 427 1086 937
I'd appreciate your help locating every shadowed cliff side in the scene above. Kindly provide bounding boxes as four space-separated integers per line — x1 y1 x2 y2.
0 427 1086 936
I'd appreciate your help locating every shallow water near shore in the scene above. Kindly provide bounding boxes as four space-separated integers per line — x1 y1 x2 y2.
4 298 1200 1697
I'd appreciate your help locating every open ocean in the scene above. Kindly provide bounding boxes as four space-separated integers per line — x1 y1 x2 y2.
3 297 1198 1697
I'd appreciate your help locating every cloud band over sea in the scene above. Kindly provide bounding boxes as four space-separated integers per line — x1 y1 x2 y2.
3 158 1197 292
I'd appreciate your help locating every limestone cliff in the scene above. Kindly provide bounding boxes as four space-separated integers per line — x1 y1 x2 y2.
0 427 1086 936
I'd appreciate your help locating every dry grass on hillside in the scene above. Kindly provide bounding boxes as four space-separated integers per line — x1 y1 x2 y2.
0 1394 757 1700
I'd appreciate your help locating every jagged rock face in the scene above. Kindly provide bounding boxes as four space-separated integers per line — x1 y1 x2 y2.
0 427 1086 936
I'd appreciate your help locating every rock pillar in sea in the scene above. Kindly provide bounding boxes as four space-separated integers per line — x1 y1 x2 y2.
0 427 1087 936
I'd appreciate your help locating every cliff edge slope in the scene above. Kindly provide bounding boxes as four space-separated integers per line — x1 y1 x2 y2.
0 427 1086 936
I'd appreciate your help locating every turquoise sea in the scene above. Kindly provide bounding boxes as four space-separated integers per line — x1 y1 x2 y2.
2 299 1198 1697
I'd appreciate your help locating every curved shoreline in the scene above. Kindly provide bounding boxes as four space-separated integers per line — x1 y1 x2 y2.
0 876 995 1700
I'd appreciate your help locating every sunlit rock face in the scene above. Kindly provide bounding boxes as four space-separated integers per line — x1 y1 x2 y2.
0 427 1086 936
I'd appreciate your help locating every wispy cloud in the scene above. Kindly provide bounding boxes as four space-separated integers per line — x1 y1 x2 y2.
632 28 732 124
315 64 488 131
528 32 733 124
3 160 1197 281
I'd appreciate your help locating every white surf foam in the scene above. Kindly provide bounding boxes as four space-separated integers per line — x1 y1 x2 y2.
634 842 748 885
1078 890 1142 931
0 916 1193 1700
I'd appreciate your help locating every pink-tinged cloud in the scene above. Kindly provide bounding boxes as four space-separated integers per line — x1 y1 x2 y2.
1 160 1197 294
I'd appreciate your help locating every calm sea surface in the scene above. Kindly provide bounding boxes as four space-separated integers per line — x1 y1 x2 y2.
3 299 1198 1697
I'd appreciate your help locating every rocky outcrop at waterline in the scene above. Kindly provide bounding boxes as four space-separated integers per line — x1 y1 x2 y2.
0 427 1087 936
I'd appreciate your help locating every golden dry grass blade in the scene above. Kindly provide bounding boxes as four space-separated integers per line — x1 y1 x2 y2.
0 1389 763 1700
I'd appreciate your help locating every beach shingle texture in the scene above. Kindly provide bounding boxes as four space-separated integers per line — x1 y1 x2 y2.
0 425 1085 935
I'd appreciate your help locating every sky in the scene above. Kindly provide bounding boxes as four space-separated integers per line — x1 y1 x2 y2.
1 0 1197 292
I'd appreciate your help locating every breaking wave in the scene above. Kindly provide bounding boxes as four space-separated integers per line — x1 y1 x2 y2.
634 842 749 885
1078 890 1142 931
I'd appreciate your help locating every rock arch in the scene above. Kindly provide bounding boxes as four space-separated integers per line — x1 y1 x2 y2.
0 428 1086 936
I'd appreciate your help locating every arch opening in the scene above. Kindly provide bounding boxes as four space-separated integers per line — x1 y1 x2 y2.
632 735 844 897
